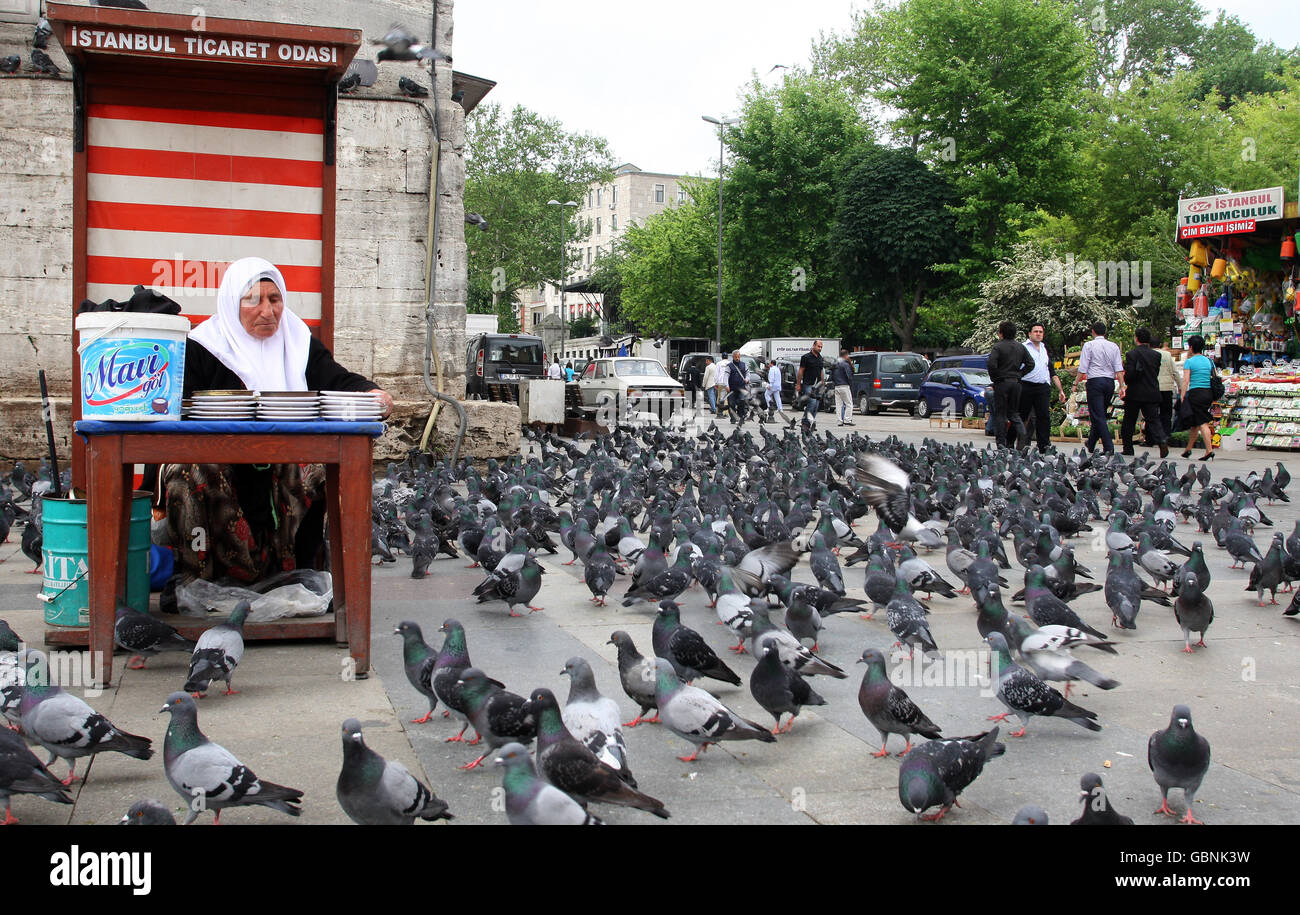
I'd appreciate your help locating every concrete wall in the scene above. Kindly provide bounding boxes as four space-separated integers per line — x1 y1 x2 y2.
0 0 471 461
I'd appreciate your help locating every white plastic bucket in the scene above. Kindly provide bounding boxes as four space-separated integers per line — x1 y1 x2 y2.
75 312 190 421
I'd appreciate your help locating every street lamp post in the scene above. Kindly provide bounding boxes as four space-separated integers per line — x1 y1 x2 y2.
701 115 739 354
547 199 579 368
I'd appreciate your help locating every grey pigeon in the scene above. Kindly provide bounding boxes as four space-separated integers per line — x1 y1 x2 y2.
1071 772 1133 825
524 688 668 818
897 728 1005 821
749 605 847 678
583 548 619 606
114 601 193 669
19 650 153 784
160 692 302 824
494 742 601 825
1016 626 1120 697
337 718 452 825
372 24 451 64
395 620 440 723
1148 704 1210 824
1012 805 1049 825
986 633 1101 737
397 75 429 98
857 647 942 756
0 55 20 74
118 799 176 825
652 600 740 686
0 726 72 824
1173 568 1214 652
0 619 20 652
454 667 536 770
182 600 248 696
749 641 826 735
607 631 658 727
653 658 775 762
560 657 631 784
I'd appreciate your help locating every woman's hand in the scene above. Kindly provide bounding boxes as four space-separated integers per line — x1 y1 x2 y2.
369 388 394 419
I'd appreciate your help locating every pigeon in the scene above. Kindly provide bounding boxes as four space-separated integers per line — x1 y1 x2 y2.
454 668 536 770
985 633 1101 737
1245 532 1285 605
337 719 452 825
114 601 194 669
1016 626 1120 696
0 619 20 652
430 619 479 741
394 620 443 724
29 48 60 76
472 546 545 616
652 600 741 686
897 729 1005 821
494 742 601 825
0 55 20 74
622 548 693 606
885 576 939 657
583 547 619 606
1012 805 1049 825
560 657 631 785
182 600 248 697
524 688 668 818
857 647 942 756
652 658 775 762
21 516 42 573
19 650 153 785
397 75 429 98
0 726 73 824
1025 566 1110 640
372 24 451 64
1173 568 1214 652
749 641 826 735
1071 772 1133 825
118 799 176 825
607 631 658 727
749 605 847 678
855 452 927 543
1149 704 1211 824
159 692 302 824
465 212 489 231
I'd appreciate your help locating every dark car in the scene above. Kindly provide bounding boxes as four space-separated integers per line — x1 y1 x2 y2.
915 367 993 418
928 354 988 374
465 333 546 399
848 351 930 415
773 357 835 413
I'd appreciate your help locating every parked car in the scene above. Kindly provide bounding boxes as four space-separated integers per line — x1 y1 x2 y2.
915 366 994 418
773 357 835 413
928 354 988 374
465 333 546 399
848 351 930 415
578 356 686 423
677 352 721 390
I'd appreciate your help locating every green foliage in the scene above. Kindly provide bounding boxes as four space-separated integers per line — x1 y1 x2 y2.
568 315 598 339
618 180 719 339
831 146 961 350
721 74 867 339
1067 0 1203 94
464 103 613 313
1189 11 1298 107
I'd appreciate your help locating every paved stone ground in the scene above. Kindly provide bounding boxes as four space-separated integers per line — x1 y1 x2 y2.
3 408 1297 826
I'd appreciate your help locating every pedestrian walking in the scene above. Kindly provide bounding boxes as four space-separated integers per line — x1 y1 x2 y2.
727 351 748 424
564 361 575 382
1153 336 1181 444
1179 335 1217 461
1018 322 1067 451
1074 321 1125 455
987 320 1033 449
832 349 854 426
795 340 825 432
1120 326 1168 457
548 359 563 381
702 357 719 415
765 358 791 424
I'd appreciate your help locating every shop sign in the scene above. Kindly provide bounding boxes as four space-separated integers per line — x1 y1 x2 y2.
1177 187 1284 239
67 25 343 65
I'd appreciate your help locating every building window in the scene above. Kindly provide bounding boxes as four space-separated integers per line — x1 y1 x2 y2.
678 187 686 203
611 214 618 232
596 188 602 207
587 190 593 208
587 246 592 265
655 184 665 203
612 186 618 205
596 217 601 235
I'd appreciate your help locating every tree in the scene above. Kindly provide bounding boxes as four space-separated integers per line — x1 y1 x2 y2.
831 146 962 351
721 74 866 340
618 181 718 339
463 103 613 319
1189 11 1298 107
567 315 598 338
1067 0 1204 94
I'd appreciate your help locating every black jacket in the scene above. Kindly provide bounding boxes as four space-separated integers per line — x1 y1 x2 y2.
987 339 1034 384
726 360 748 393
1122 345 1163 403
183 336 376 397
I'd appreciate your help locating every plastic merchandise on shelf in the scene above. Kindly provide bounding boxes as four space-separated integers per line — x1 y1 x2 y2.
174 570 333 621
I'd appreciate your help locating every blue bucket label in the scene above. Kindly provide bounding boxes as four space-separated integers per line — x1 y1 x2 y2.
81 337 186 419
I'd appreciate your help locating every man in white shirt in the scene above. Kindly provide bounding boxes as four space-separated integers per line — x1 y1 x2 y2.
548 359 563 380
765 358 791 424
702 358 718 414
1074 321 1125 455
1018 322 1067 451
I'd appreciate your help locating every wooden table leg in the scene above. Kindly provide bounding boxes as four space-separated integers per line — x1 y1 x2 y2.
325 459 347 646
336 437 372 677
85 437 129 688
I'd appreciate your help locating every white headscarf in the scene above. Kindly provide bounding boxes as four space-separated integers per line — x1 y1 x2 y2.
188 257 312 392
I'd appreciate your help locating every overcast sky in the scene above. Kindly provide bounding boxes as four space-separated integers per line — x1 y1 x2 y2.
452 1 1300 180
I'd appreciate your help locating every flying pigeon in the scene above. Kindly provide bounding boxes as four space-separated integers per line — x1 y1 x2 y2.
1148 704 1211 824
494 742 601 825
897 728 1005 821
372 24 451 65
159 692 302 825
336 718 453 825
183 600 248 697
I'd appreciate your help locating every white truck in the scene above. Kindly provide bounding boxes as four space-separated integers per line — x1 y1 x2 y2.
739 338 840 363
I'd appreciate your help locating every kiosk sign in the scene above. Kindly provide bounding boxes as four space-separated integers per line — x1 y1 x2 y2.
67 25 346 66
1177 187 1284 240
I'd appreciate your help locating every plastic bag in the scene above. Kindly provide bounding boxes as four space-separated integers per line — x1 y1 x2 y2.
174 571 332 621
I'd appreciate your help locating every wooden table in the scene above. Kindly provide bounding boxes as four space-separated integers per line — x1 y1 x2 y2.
68 420 383 686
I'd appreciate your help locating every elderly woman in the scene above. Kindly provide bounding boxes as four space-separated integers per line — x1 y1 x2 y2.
160 257 393 583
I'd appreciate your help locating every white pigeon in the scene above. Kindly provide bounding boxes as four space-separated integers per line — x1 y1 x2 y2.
559 657 631 784
651 659 775 762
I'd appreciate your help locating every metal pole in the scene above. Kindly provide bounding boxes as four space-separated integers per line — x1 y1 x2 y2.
716 127 723 354
559 211 566 366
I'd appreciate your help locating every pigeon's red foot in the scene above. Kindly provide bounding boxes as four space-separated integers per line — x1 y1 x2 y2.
508 610 524 617
412 711 435 724
1182 645 1196 653
1197 637 1206 647
465 563 480 568
871 746 890 758
221 687 239 696
986 712 1012 722
527 605 544 613
126 656 147 670
562 559 577 566
1008 726 1027 738
728 643 747 654
442 710 451 718
896 740 914 756
458 755 487 771
1179 810 1204 825
192 692 206 699
1 807 17 826
919 806 949 822
466 734 483 746
1154 799 1178 817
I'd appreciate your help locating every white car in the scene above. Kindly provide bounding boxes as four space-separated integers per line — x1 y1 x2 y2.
578 357 686 423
